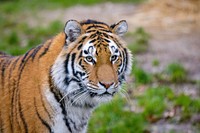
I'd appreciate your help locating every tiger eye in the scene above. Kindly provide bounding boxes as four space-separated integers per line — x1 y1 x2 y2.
111 55 118 62
86 56 93 62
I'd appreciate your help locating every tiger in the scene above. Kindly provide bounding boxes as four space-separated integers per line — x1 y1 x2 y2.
0 19 132 133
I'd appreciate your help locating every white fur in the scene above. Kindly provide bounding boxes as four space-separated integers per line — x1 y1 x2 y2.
44 87 69 133
51 54 68 92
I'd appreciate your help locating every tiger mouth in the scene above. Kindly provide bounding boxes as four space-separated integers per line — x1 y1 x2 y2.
89 91 116 97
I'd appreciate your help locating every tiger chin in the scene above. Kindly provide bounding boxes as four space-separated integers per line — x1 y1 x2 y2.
0 19 132 133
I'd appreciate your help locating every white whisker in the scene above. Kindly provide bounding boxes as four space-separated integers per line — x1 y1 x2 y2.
70 90 88 106
66 90 87 107
119 89 131 104
59 88 82 103
75 92 89 106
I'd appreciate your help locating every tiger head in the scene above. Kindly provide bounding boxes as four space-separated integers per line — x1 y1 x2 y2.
52 19 132 105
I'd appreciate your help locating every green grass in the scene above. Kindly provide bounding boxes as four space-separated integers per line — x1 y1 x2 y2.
131 66 152 85
137 86 174 119
0 0 145 14
152 62 188 84
128 27 150 54
89 85 200 132
174 94 200 120
89 96 148 133
164 63 187 83
152 59 160 67
0 20 63 55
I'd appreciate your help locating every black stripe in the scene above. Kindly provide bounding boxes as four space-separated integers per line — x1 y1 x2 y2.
1 60 8 90
0 58 11 94
49 74 63 103
48 73 72 133
39 41 52 58
120 50 125 74
78 59 86 71
9 57 20 81
83 50 88 54
89 39 96 44
81 20 107 25
34 98 52 133
77 44 83 50
38 84 52 122
16 49 36 132
81 36 87 41
9 58 20 133
89 34 96 39
0 113 4 133
19 48 34 70
68 118 77 131
11 80 18 132
31 45 43 61
78 36 87 44
0 50 12 127
120 48 128 74
71 53 76 76
98 29 112 33
64 54 70 74
119 74 125 84
18 94 28 133
123 48 128 72
112 38 121 48
86 30 97 33
103 38 110 43
102 33 110 38
86 25 105 30
78 51 82 58
64 76 71 86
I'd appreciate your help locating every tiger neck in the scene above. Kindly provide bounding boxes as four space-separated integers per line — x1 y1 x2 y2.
46 75 95 133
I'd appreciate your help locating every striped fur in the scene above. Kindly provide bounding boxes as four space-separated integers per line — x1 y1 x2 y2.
0 19 132 133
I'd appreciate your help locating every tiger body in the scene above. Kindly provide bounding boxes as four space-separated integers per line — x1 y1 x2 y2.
0 20 132 133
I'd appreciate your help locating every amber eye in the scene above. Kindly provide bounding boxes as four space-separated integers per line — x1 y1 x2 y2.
86 56 93 62
111 55 118 62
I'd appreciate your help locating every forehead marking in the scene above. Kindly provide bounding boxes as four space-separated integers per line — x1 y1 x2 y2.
83 40 96 56
108 40 119 55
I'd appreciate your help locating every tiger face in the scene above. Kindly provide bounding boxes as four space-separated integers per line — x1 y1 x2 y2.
52 19 132 105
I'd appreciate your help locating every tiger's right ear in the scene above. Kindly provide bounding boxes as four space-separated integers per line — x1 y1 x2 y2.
64 20 82 42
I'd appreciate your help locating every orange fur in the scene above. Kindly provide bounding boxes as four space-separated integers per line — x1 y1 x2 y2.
0 33 66 132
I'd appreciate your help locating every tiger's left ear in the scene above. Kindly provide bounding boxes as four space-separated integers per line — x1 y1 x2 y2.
110 20 128 36
64 20 82 42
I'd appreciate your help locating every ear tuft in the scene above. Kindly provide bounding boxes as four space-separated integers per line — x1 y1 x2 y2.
111 20 128 36
64 20 82 42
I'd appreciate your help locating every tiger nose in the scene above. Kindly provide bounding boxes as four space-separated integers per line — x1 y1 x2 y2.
99 82 114 89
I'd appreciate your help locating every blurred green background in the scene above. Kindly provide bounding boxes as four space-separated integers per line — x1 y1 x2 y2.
1 0 200 132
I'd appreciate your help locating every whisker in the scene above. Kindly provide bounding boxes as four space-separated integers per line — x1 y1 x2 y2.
119 89 131 104
87 87 98 92
70 90 88 106
81 93 90 104
75 92 89 106
66 90 87 107
59 88 84 103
